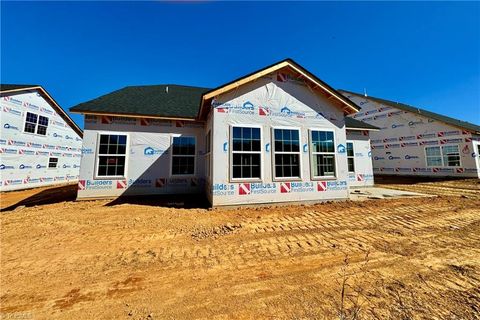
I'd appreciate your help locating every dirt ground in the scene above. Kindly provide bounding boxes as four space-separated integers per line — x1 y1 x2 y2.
1 180 479 319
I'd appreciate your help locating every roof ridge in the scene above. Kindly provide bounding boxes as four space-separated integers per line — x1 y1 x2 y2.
123 84 212 90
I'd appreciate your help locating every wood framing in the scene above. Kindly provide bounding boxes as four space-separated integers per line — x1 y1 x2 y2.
198 59 360 119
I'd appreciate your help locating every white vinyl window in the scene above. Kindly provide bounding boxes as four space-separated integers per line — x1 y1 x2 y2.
425 147 442 166
48 157 58 169
24 112 49 135
310 130 336 178
97 134 127 177
442 145 461 167
273 128 301 179
231 127 261 180
425 145 461 167
172 136 196 175
205 130 211 179
347 142 355 173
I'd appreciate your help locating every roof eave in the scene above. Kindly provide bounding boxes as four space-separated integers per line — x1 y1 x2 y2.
346 127 380 131
70 109 202 122
341 89 480 134
0 86 43 94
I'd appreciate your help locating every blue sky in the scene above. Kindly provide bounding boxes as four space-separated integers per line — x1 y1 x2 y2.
1 1 479 129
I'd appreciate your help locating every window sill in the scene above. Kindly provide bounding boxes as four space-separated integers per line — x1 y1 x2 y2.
22 131 48 137
311 176 337 181
94 176 126 180
230 178 263 183
272 177 303 182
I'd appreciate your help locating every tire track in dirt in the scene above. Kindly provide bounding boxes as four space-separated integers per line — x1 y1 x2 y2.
1 185 480 319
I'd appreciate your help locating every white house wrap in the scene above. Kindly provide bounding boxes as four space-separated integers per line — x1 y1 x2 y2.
71 60 377 205
78 116 205 198
342 90 480 178
0 85 83 191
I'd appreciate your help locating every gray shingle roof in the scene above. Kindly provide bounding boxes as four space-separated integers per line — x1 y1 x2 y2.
340 89 480 134
71 83 375 127
70 85 211 119
1 84 40 92
345 117 379 130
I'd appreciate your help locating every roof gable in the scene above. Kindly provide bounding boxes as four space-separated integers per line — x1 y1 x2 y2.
70 60 361 122
198 59 360 119
340 90 480 134
1 84 83 137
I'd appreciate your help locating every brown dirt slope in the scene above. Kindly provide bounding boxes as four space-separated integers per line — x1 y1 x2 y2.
1 180 480 319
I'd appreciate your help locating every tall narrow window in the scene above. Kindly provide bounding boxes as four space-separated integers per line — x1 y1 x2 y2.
231 127 261 179
205 130 211 179
425 146 442 166
310 130 336 178
273 128 300 179
24 112 49 135
206 130 211 154
347 142 355 173
172 136 196 175
442 145 460 167
97 134 127 177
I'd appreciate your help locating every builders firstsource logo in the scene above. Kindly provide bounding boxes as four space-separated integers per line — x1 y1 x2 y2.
238 183 276 195
78 180 113 190
279 182 315 193
2 106 22 116
212 183 235 196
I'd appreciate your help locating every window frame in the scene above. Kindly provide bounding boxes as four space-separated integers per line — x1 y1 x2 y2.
170 135 197 177
346 141 355 174
23 111 49 136
94 132 129 180
229 125 263 183
205 129 212 180
48 157 58 169
308 128 338 180
425 146 442 167
271 126 302 181
441 145 461 167
424 145 462 167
